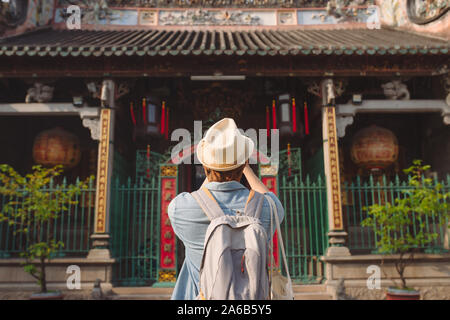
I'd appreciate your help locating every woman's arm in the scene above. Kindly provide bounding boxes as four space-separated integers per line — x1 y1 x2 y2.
243 163 270 194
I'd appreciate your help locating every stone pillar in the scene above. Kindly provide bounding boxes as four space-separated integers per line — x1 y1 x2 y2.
445 224 450 251
321 79 350 257
87 79 116 261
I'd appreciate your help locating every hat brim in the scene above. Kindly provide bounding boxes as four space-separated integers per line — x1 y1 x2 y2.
196 137 254 172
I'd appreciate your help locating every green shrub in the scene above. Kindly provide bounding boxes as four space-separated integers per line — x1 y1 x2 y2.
0 164 93 293
362 160 450 289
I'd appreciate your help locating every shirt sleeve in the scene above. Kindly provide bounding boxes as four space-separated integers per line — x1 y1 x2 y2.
167 192 210 251
168 194 191 245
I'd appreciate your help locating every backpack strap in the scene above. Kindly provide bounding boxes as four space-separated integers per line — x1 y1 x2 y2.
191 187 226 220
243 189 264 219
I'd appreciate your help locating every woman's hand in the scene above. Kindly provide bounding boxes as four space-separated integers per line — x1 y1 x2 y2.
243 161 252 176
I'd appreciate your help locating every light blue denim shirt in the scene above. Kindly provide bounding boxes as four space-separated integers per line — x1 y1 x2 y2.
168 181 285 300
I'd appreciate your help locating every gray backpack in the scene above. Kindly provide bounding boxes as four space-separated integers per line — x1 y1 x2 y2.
191 187 269 300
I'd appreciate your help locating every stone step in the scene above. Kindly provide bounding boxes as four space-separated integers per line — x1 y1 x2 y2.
112 287 174 295
293 284 332 300
111 287 173 300
112 293 172 300
294 292 333 300
292 284 327 293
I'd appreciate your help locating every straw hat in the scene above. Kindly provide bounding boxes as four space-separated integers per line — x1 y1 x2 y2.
196 118 254 172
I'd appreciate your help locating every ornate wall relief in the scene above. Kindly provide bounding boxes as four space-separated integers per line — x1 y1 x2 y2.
0 0 28 32
407 0 449 24
278 10 296 25
139 10 157 25
378 0 408 26
25 82 54 103
1 0 54 36
381 80 410 100
53 1 378 27
377 0 449 39
158 9 268 26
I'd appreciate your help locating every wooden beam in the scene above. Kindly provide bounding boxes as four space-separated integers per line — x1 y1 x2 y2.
0 103 99 117
0 55 446 78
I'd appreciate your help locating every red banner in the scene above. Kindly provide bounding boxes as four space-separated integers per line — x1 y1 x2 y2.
262 176 279 267
159 177 176 270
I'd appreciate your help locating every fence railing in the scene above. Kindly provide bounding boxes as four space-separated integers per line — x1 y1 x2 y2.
110 176 160 286
342 174 450 254
278 174 328 283
0 177 96 258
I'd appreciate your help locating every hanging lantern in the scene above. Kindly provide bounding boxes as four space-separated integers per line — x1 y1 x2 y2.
132 96 161 138
32 127 81 169
350 125 399 172
144 97 160 136
278 93 298 137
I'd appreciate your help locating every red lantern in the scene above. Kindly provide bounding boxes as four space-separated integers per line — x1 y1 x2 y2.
272 99 277 130
32 127 81 169
350 125 399 172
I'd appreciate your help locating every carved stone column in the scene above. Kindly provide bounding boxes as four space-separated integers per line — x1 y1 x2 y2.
320 79 350 257
87 79 116 261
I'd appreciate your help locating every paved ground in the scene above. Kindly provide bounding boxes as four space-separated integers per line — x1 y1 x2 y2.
111 284 333 300
0 284 333 300
0 290 93 300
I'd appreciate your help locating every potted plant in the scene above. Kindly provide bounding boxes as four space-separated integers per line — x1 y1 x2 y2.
362 160 450 300
0 164 92 299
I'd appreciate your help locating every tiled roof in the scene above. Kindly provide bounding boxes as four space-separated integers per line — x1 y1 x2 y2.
0 27 448 57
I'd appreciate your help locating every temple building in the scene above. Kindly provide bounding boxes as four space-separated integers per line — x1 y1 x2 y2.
0 0 449 299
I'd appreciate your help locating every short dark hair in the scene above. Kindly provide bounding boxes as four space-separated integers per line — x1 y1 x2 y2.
204 164 246 183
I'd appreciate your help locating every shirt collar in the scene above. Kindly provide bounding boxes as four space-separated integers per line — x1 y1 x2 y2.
204 181 247 191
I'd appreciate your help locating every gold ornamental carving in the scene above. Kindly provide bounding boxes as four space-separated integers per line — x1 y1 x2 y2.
161 165 178 177
95 108 111 233
325 107 344 230
158 270 176 283
259 164 279 176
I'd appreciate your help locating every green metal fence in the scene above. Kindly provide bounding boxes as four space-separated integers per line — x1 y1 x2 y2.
305 147 324 181
278 174 328 283
0 177 96 258
110 176 160 286
343 174 450 254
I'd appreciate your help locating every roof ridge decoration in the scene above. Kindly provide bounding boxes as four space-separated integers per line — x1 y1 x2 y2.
159 10 263 26
406 0 449 25
59 0 375 9
1 0 54 36
53 1 380 27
